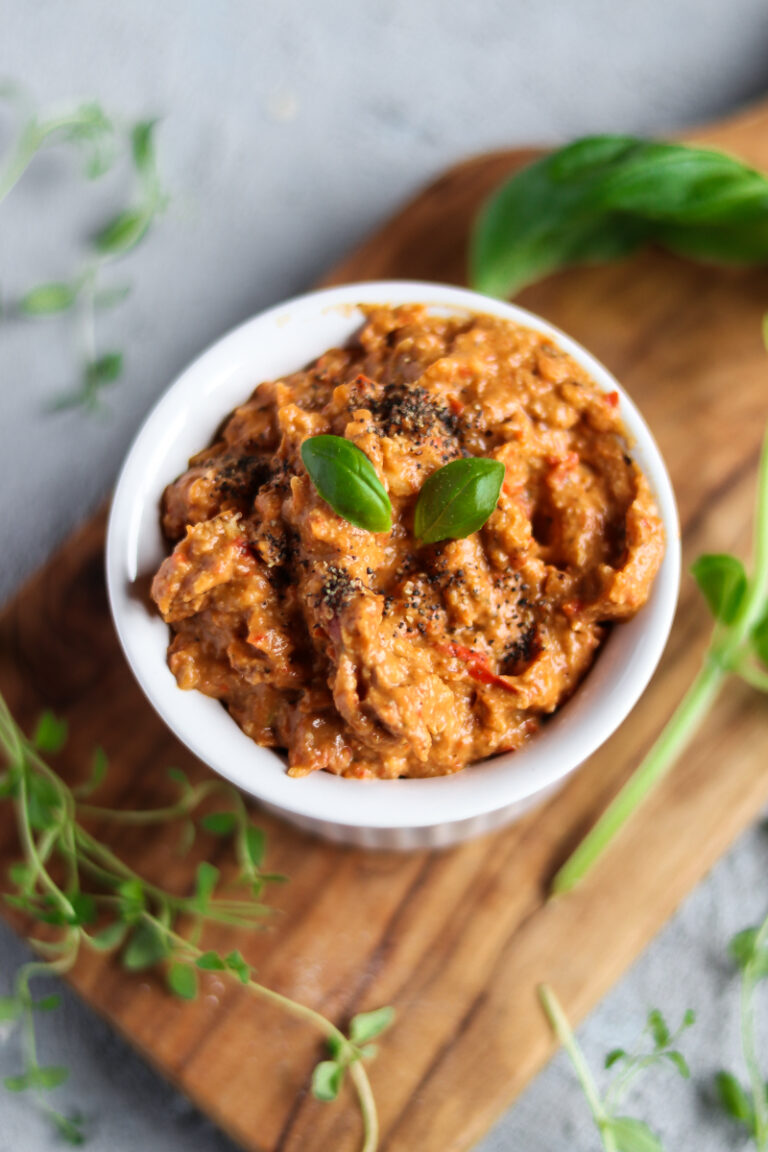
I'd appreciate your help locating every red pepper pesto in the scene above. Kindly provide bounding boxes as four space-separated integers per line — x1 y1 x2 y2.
150 305 665 779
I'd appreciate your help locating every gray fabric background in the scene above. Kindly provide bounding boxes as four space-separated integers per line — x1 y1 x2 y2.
1 1 768 1148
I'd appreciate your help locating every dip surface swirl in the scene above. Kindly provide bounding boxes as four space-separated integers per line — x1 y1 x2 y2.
151 305 664 779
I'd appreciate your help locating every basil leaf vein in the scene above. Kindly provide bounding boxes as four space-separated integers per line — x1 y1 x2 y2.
300 434 392 533
414 457 505 543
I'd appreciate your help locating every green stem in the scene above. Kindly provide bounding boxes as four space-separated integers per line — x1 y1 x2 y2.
737 661 768 692
76 778 232 824
160 922 379 1152
553 420 768 895
551 655 725 895
742 916 768 1149
731 424 768 643
538 984 616 1152
0 125 38 206
15 765 76 921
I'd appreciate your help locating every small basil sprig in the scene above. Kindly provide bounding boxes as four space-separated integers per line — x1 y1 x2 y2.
414 456 505 543
470 136 768 299
301 434 392 532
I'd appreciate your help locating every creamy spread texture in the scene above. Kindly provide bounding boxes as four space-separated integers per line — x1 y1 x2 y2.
151 305 664 778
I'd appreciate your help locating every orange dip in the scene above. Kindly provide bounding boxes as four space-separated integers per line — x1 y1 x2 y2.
151 306 664 778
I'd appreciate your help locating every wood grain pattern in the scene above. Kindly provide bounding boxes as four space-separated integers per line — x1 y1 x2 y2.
3 100 768 1152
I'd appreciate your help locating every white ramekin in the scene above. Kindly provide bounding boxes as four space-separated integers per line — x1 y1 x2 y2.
106 281 680 850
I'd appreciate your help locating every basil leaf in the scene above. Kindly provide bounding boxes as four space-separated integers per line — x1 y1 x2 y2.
470 136 768 298
414 457 504 544
18 282 77 315
301 435 392 532
690 554 748 625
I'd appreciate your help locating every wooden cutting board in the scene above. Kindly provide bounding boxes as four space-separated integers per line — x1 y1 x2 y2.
3 98 768 1152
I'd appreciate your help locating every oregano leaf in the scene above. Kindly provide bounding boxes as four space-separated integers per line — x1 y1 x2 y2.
752 610 768 667
93 208 150 256
194 861 219 908
0 995 21 1022
224 950 251 985
729 927 768 977
131 119 158 177
167 962 198 1001
33 711 68 754
349 1006 395 1045
244 824 265 869
88 921 127 952
18 282 77 316
604 1116 664 1152
84 351 123 390
200 811 237 836
121 921 169 971
647 1008 670 1049
311 1060 344 1102
196 951 226 971
715 1070 757 1132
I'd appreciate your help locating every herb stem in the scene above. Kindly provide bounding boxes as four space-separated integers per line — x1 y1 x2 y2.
76 778 233 824
741 916 768 1149
0 125 38 206
15 764 76 922
553 421 768 895
160 922 380 1152
538 984 617 1152
737 661 768 692
551 654 725 895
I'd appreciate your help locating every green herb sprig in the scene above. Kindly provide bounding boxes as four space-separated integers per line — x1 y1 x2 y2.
539 984 694 1152
0 693 392 1149
0 86 167 411
552 334 768 894
715 913 768 1147
470 137 768 299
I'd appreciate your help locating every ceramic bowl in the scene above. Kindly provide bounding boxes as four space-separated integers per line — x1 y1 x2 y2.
106 281 680 849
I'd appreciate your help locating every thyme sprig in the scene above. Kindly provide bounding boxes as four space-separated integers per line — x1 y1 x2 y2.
539 984 694 1152
715 913 768 1147
0 693 392 1149
0 85 167 410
